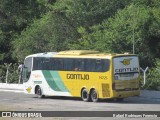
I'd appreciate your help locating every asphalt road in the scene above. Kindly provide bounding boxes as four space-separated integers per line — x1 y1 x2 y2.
0 90 160 120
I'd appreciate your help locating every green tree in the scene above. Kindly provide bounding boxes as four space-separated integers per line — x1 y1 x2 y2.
0 0 47 63
12 12 79 61
72 2 160 67
145 59 160 90
54 0 131 27
53 0 132 50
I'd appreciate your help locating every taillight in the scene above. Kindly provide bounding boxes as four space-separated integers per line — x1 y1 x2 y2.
112 82 115 90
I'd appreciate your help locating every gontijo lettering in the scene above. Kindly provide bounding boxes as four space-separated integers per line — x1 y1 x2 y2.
67 74 89 80
115 67 138 73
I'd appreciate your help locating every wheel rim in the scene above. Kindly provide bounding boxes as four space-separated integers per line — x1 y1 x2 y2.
37 87 41 96
91 90 98 102
82 89 90 101
92 91 97 100
83 91 88 99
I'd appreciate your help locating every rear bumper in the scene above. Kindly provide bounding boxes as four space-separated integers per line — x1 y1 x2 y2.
112 90 140 98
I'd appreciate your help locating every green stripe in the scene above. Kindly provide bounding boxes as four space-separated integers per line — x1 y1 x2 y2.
42 71 69 92
49 71 69 92
42 71 61 91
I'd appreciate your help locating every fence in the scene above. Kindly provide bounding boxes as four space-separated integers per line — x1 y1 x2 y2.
140 67 149 86
0 63 21 84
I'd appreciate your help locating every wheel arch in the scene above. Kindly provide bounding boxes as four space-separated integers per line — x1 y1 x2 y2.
35 85 42 94
81 87 98 96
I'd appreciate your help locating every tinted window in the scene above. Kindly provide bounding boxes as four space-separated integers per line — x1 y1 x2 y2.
85 59 109 72
63 59 74 71
33 57 44 70
85 59 96 72
74 59 85 71
33 57 55 70
33 57 110 72
55 59 64 70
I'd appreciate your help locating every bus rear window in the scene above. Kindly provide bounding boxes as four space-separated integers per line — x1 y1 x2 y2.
113 56 139 80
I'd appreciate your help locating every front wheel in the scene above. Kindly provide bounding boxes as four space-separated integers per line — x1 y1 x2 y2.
36 86 45 98
91 89 99 102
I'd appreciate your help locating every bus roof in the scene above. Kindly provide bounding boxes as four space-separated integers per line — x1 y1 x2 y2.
58 50 99 55
25 50 136 59
56 50 136 57
26 52 58 58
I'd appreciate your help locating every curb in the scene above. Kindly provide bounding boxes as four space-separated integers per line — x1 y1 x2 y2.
0 89 24 93
0 83 24 92
140 90 160 99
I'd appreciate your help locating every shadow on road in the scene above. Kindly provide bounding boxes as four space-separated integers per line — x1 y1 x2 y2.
32 95 160 104
33 96 82 101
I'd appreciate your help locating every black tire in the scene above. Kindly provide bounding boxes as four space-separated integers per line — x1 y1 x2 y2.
36 86 45 98
91 89 99 102
81 89 90 102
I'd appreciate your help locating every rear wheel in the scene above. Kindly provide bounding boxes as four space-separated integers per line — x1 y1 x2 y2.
91 89 99 102
81 89 90 102
36 86 45 98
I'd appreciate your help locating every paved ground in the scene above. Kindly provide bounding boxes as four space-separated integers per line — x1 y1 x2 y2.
0 89 160 120
0 83 23 91
0 83 160 120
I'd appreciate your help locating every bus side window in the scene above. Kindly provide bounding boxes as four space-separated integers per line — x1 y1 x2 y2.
85 59 96 72
58 59 64 70
63 59 74 71
95 59 102 72
103 59 110 71
50 58 55 70
33 57 43 70
79 60 84 71
37 58 42 70
54 59 58 70
74 59 84 71
43 58 50 70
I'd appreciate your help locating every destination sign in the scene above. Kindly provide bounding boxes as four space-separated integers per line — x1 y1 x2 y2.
115 67 139 73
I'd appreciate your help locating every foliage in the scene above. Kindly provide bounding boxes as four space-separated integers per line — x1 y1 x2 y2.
53 0 131 27
0 63 19 83
7 64 19 83
0 0 47 64
72 2 160 68
0 0 160 86
144 59 160 90
12 12 79 62
0 65 6 83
